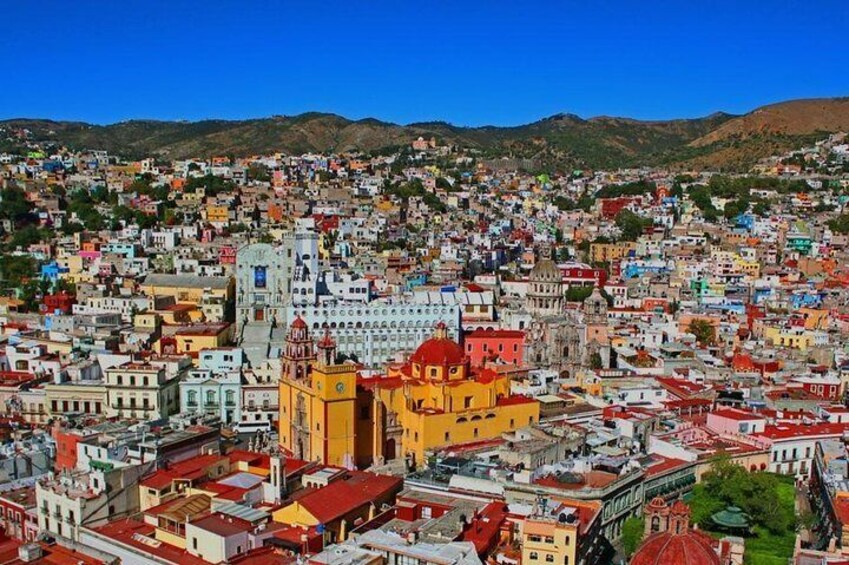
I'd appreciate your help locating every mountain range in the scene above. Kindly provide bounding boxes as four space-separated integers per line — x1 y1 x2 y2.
3 97 849 172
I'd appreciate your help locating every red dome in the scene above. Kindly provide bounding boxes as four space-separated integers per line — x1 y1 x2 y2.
630 531 720 565
410 336 465 366
290 316 307 329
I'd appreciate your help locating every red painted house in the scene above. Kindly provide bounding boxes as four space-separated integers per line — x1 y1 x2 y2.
464 329 524 367
41 292 75 315
561 265 607 288
219 245 237 265
0 487 38 542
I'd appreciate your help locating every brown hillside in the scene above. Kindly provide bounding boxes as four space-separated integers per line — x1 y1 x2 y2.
692 98 849 147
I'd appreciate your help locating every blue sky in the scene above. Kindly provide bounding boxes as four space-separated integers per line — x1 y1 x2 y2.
2 0 847 125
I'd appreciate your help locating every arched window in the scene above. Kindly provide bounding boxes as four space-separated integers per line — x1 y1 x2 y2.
206 391 215 405
187 391 197 407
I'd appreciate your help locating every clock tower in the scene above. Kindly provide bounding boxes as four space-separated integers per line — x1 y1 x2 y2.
279 323 358 468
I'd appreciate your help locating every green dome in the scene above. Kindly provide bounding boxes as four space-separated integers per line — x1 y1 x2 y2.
711 506 749 530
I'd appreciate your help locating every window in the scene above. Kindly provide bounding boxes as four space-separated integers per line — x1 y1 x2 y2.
254 266 267 288
529 552 539 561
117 375 123 385
545 555 554 563
193 538 198 550
444 432 450 442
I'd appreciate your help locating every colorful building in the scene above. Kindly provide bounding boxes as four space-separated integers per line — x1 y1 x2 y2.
367 323 539 466
278 318 359 467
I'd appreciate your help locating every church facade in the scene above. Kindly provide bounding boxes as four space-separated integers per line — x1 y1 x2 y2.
278 320 539 469
235 242 294 330
522 248 610 375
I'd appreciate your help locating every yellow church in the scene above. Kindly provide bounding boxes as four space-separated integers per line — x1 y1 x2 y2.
278 317 358 468
279 320 539 469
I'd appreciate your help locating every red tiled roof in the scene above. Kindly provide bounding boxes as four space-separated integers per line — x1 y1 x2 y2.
0 540 104 565
192 513 252 537
710 408 763 422
292 471 402 524
460 501 508 554
755 422 849 441
645 457 691 478
140 453 227 489
92 519 209 565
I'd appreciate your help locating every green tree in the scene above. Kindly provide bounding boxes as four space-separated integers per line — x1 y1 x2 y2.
828 214 849 234
615 209 652 242
697 456 793 535
621 516 645 556
752 201 771 217
0 185 35 225
553 195 576 211
19 278 50 311
247 164 271 182
10 225 47 249
688 319 716 346
0 255 36 287
589 352 603 370
565 286 594 302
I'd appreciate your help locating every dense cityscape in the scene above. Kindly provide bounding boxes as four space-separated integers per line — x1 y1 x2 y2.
3 1 849 563
0 119 848 565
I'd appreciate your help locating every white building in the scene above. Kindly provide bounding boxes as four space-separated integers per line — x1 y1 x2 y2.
286 300 461 368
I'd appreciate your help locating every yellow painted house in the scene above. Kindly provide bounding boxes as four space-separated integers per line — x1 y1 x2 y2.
764 326 813 351
205 204 231 224
139 273 234 308
158 322 234 360
520 499 603 565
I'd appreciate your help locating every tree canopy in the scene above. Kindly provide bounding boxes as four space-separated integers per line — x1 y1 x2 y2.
687 318 716 346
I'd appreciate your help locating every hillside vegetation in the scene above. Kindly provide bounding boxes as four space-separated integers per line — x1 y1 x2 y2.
3 97 848 171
